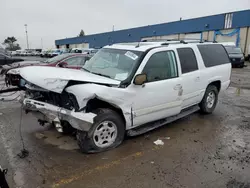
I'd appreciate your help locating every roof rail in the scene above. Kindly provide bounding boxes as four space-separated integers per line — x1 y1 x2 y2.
141 38 217 45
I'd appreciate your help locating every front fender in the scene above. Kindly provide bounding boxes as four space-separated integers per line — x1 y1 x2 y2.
65 83 135 128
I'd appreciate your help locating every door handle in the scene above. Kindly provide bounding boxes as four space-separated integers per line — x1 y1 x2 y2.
174 84 182 90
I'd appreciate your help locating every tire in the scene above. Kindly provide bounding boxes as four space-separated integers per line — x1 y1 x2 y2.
199 85 218 114
76 108 125 153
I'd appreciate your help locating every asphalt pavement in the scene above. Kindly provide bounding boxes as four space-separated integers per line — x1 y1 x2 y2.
0 59 250 188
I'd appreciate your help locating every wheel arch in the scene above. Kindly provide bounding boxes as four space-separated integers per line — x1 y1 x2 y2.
85 98 127 127
208 80 221 92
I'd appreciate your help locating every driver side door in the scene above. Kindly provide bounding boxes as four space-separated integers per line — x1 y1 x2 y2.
130 49 183 127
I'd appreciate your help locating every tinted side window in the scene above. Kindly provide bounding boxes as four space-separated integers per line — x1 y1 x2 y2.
197 44 230 67
177 48 198 74
143 51 178 82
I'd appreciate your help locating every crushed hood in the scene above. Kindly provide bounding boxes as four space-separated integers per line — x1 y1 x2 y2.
19 66 120 93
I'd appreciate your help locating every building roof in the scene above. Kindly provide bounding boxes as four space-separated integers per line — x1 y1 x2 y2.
55 9 250 48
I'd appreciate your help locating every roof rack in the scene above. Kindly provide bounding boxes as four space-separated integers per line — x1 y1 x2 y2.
141 38 217 46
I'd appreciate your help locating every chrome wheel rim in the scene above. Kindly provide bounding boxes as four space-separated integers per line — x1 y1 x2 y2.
206 91 215 108
93 121 118 148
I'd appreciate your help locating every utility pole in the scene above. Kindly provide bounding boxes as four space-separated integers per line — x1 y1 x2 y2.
41 38 43 49
24 24 29 50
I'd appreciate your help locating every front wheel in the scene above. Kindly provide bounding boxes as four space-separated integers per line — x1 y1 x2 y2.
199 85 218 114
77 108 125 153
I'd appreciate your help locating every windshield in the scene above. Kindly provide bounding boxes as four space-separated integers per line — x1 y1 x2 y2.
82 48 143 81
225 46 242 54
44 54 70 64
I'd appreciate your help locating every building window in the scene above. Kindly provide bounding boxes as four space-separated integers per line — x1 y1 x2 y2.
224 13 233 29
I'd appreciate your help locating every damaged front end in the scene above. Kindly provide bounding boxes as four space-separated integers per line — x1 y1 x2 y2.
22 85 96 133
18 66 123 133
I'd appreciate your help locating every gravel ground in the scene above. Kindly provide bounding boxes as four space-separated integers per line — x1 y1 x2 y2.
0 61 250 188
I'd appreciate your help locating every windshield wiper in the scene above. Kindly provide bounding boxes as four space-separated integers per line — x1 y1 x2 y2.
91 72 111 78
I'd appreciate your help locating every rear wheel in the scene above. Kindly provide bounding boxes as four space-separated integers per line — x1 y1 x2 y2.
76 108 125 153
199 85 218 114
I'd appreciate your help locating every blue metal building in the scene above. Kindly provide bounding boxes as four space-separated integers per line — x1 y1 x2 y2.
55 9 250 50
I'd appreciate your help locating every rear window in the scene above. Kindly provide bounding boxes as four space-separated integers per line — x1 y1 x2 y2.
197 44 230 67
177 48 198 74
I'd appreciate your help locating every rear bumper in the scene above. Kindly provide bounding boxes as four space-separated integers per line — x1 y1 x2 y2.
23 98 96 131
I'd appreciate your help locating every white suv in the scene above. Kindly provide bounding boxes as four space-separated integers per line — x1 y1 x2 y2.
17 40 231 153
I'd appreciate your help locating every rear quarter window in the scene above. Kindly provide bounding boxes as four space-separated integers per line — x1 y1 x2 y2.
197 44 230 67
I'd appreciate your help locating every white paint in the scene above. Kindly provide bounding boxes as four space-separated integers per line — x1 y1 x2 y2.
154 139 164 146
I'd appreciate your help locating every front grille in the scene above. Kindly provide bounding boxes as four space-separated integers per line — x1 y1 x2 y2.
47 92 79 110
28 90 79 111
230 58 241 63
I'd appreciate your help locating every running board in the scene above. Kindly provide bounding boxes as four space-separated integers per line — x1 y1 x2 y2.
127 105 200 137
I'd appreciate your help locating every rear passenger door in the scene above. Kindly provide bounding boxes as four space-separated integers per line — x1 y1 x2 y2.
177 47 202 108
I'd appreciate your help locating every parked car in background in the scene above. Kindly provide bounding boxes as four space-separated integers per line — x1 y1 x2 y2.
35 51 41 56
45 50 53 58
61 48 71 54
31 51 36 56
4 53 92 86
10 51 17 56
15 41 231 153
51 49 62 57
0 53 24 67
70 48 83 53
224 46 245 68
40 50 47 57
82 48 98 55
15 50 22 56
20 51 28 56
26 51 32 56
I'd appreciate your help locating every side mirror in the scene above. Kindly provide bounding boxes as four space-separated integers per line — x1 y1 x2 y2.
133 74 147 85
58 62 68 67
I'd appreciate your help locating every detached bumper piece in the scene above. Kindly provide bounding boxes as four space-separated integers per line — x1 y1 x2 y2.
23 98 96 132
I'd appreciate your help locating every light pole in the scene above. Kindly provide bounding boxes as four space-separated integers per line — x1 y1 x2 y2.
41 38 43 49
24 24 29 50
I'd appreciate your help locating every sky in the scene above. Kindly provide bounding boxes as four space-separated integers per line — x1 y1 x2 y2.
0 0 249 50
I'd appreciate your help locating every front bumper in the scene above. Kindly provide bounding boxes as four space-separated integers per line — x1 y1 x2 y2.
230 58 244 65
23 98 96 131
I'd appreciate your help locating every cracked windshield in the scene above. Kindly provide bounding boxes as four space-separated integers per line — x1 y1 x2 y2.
0 0 249 187
83 49 142 80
